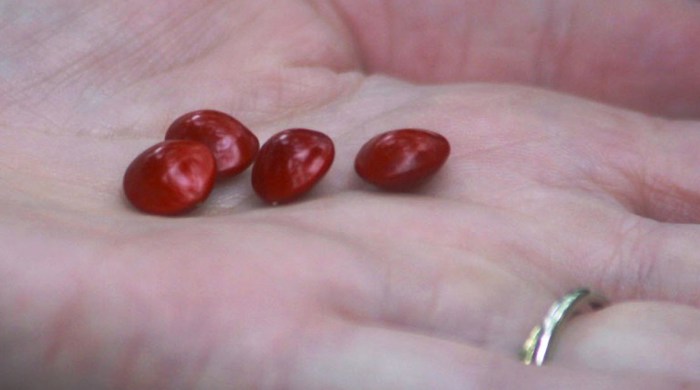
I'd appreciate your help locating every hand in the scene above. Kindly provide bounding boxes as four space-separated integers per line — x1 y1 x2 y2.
1 1 699 388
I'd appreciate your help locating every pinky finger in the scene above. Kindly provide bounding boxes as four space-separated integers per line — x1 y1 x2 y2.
284 319 679 390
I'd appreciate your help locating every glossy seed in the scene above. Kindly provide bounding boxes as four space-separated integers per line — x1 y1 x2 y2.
165 110 259 178
355 129 450 190
252 128 335 204
123 140 216 215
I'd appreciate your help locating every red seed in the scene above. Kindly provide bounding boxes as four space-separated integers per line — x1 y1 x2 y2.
355 129 450 190
252 129 335 204
123 140 216 215
165 110 259 178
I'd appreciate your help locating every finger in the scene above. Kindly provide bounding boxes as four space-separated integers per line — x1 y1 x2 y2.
568 115 700 224
287 319 676 389
553 302 700 384
608 222 700 306
634 120 700 222
327 0 700 117
457 86 700 224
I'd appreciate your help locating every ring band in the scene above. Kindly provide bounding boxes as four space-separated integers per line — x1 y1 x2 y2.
520 288 609 366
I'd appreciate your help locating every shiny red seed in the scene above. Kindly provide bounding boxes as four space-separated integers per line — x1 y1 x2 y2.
355 129 450 190
252 129 335 205
123 140 216 215
165 110 259 178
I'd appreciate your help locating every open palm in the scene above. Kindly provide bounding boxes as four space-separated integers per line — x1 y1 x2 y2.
2 1 700 388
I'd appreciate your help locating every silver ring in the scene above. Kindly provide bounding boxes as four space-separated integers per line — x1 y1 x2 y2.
520 288 609 366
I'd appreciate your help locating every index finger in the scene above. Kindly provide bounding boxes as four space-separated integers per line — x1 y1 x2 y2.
326 0 700 117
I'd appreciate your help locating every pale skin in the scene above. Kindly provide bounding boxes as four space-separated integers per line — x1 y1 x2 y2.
1 0 700 388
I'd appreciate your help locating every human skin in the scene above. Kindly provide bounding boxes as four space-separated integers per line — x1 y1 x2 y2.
1 0 700 388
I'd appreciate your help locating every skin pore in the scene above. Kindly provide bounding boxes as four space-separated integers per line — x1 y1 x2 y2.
1 0 700 388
